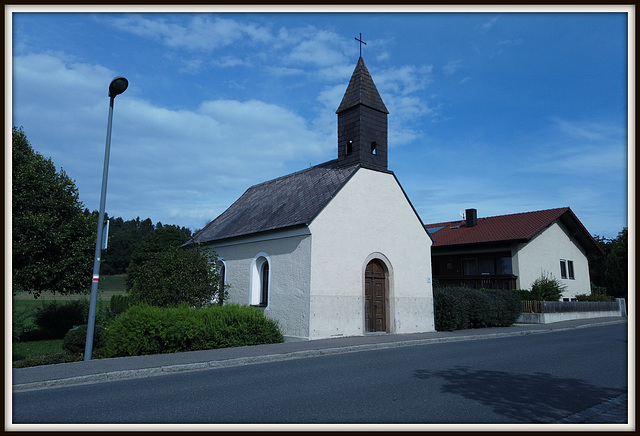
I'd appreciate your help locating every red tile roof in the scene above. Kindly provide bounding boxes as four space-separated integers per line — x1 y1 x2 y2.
425 207 603 254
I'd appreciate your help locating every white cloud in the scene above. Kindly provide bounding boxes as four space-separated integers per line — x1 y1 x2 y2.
479 16 499 31
286 28 348 67
11 51 334 230
109 14 273 52
443 59 463 75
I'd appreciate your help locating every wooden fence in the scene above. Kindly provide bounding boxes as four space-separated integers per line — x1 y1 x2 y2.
521 300 620 314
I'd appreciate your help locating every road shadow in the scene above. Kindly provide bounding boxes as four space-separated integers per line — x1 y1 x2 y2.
414 366 625 423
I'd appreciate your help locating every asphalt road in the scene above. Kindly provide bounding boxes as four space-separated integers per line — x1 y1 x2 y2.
12 323 627 425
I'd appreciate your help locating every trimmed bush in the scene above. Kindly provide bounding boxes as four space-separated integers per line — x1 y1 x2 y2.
433 287 470 331
575 293 614 302
433 287 521 332
63 324 105 354
103 303 284 358
110 294 131 315
25 300 89 341
13 351 80 368
128 247 220 308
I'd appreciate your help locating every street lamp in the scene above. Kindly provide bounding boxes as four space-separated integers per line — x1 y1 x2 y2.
85 77 128 360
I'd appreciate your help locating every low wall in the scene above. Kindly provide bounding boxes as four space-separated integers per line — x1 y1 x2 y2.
517 311 622 324
517 298 626 324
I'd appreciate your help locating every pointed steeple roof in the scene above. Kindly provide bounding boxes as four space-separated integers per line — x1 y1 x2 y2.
336 57 389 114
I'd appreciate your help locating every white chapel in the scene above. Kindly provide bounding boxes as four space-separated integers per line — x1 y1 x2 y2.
186 57 435 340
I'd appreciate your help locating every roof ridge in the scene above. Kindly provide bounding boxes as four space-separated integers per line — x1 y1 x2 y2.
246 159 343 188
425 207 571 228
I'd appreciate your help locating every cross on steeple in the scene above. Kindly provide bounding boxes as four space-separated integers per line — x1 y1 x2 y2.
355 33 366 58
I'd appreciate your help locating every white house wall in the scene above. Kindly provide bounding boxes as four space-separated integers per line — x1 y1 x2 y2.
515 221 591 299
308 168 435 339
208 231 312 339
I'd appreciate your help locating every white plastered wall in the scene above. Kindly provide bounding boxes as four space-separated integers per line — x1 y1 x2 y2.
207 229 312 339
515 221 591 299
308 168 435 339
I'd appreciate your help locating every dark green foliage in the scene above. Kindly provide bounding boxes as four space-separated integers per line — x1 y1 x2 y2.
433 287 521 332
13 351 81 368
603 228 627 300
433 287 469 332
530 272 566 301
110 294 131 315
511 289 533 300
63 324 105 354
128 246 220 308
126 225 192 289
22 300 89 341
103 304 284 357
12 307 33 342
575 293 614 302
12 127 95 298
590 282 608 296
589 228 627 300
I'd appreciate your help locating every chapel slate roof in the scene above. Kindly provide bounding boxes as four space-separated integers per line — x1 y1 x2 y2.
336 57 389 114
425 207 603 255
186 160 360 244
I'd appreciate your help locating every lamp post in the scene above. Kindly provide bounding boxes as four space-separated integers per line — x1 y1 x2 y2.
85 77 128 360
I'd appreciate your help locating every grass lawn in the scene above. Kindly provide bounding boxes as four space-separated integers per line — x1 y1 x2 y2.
12 275 128 367
12 339 64 361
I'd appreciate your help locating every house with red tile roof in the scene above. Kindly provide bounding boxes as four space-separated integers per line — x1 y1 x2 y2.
425 207 604 300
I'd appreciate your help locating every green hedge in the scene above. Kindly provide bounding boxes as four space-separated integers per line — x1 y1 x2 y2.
103 303 284 357
63 324 106 354
575 293 615 302
110 294 131 315
19 300 89 341
433 287 521 332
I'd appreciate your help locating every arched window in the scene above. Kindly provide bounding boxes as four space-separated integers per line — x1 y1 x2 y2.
261 262 269 306
251 254 270 307
212 259 226 305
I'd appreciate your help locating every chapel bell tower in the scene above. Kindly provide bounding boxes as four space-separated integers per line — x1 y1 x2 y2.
336 56 389 172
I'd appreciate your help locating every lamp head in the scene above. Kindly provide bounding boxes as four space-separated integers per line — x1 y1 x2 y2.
108 77 128 98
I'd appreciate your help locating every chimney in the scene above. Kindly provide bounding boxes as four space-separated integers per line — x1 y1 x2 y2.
466 208 477 227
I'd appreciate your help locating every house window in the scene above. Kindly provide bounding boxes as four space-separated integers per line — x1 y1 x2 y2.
462 258 477 275
496 257 512 275
567 260 575 279
371 141 377 155
251 254 270 307
478 258 495 275
346 140 353 155
560 259 567 279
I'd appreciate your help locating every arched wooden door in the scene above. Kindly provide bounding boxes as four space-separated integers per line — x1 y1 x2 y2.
365 260 387 333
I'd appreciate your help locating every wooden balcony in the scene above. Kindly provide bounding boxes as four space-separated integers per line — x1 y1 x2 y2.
435 274 518 290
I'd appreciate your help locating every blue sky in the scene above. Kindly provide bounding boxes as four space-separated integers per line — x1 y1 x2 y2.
9 7 631 239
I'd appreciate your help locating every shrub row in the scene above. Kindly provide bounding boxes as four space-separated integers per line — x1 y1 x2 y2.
433 287 522 332
18 300 89 341
103 303 284 357
110 294 131 315
575 293 615 302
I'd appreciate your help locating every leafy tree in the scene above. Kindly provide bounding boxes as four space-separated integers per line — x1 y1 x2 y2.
128 246 220 308
603 228 628 300
126 224 192 289
101 216 156 275
12 127 94 297
589 227 628 301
